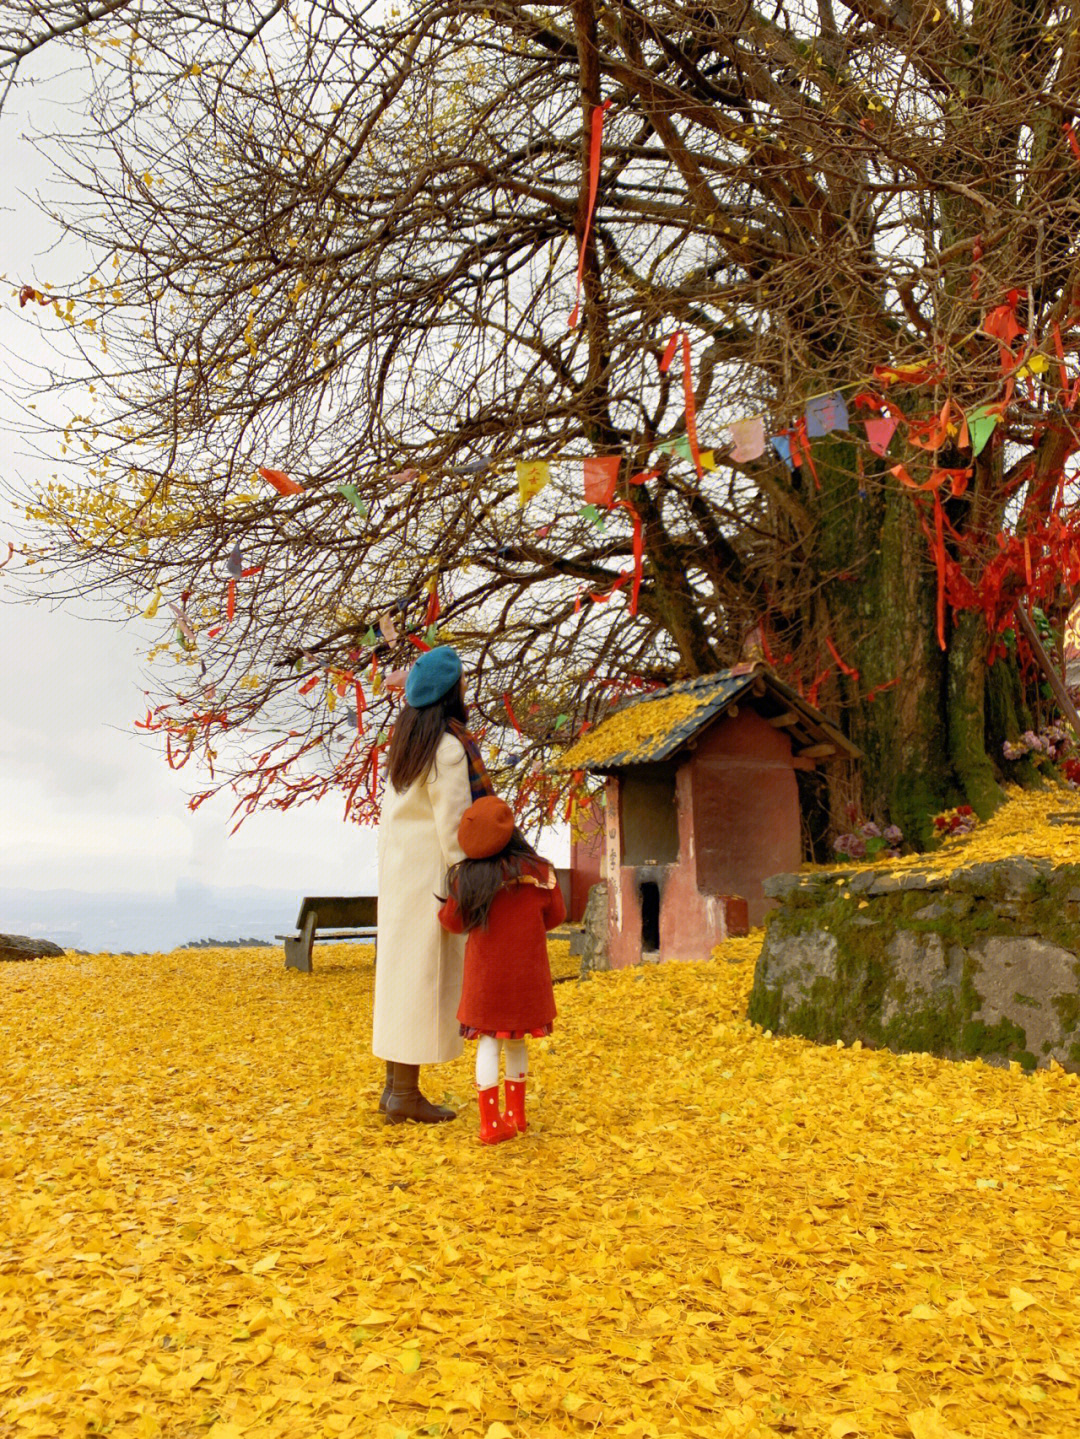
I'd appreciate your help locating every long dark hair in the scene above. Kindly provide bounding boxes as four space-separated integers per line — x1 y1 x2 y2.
387 684 468 792
444 829 552 932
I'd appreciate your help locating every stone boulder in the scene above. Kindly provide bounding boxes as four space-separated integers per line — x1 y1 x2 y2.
578 882 610 976
748 859 1080 1072
0 933 66 962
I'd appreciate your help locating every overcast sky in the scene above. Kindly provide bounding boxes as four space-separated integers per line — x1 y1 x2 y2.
0 51 566 909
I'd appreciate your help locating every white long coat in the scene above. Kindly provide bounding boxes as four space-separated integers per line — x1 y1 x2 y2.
372 732 472 1064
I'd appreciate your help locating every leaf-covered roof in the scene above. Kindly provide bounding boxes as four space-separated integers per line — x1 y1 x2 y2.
555 665 860 772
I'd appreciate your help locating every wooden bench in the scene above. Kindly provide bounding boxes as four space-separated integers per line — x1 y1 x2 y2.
277 896 377 973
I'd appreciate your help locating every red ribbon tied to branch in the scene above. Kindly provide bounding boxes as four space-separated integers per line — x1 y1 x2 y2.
658 331 704 479
569 99 611 330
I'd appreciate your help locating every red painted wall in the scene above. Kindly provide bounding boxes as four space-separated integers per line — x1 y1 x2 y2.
688 709 802 927
601 706 800 964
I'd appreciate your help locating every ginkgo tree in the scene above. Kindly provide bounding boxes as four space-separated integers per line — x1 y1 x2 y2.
7 0 1080 843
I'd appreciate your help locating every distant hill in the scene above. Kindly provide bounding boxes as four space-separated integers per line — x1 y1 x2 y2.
0 880 372 954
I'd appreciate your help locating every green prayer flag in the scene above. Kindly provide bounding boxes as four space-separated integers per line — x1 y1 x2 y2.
968 405 1000 458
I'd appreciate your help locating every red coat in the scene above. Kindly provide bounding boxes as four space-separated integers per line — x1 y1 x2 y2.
438 862 566 1035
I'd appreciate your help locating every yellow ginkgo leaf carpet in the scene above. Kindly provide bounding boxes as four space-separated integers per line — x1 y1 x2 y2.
3 926 1080 1439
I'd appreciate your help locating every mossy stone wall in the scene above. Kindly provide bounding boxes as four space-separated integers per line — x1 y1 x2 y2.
747 858 1080 1071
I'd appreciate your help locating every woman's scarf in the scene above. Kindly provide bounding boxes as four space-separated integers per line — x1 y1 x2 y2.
447 719 497 801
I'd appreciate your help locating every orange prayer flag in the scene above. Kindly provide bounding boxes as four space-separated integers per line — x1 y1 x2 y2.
258 466 303 495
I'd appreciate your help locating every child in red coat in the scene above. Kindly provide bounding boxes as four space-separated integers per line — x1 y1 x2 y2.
437 796 565 1144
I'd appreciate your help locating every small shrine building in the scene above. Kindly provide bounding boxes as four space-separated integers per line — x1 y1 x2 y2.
556 664 860 967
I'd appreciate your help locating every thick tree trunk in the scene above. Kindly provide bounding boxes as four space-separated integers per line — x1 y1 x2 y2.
806 438 1014 847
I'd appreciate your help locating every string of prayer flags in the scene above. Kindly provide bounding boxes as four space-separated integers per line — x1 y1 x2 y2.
568 98 612 329
379 610 398 645
516 459 550 505
729 416 766 462
804 391 849 438
258 466 303 495
583 455 621 508
143 587 162 619
658 330 704 478
337 483 368 516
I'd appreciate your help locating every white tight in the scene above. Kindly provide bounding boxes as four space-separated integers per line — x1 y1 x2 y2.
475 1035 528 1089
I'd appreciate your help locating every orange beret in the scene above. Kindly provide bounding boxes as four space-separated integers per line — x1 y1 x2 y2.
458 796 514 859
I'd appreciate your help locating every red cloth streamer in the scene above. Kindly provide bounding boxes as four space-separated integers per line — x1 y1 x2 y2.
583 455 621 508
354 680 366 733
258 466 303 496
781 417 819 488
405 633 432 652
613 499 644 615
298 674 320 695
659 332 704 479
226 579 236 622
503 692 523 733
568 99 611 329
1065 122 1080 165
425 584 440 627
824 636 859 683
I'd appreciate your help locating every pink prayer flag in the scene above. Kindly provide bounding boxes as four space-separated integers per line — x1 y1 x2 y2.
390 467 420 488
729 416 765 463
385 668 408 692
379 611 398 645
864 415 899 457
583 455 621 508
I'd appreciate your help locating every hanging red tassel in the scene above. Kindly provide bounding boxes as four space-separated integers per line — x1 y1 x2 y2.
613 499 644 615
824 636 859 683
568 99 611 329
503 692 523 733
658 332 703 478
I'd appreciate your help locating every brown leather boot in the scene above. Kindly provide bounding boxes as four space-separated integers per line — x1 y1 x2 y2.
377 1060 394 1114
385 1063 456 1123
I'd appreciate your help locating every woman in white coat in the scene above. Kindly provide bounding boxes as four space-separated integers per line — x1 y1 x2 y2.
373 646 492 1122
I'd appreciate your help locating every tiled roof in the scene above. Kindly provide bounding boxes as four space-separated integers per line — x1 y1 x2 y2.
555 664 860 771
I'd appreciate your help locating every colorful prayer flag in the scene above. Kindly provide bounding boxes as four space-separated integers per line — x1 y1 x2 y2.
864 415 898 457
516 459 551 505
804 392 849 438
729 417 766 463
257 466 303 495
583 455 621 508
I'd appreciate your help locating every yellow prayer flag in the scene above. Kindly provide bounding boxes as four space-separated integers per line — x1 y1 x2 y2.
700 449 716 471
143 587 161 619
516 459 551 506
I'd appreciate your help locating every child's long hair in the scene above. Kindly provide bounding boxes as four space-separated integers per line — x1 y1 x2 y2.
386 685 468 792
445 829 552 932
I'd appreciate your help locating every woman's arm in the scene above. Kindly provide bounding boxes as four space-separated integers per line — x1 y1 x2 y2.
428 732 472 868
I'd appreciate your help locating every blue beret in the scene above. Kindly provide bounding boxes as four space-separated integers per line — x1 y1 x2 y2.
404 646 463 708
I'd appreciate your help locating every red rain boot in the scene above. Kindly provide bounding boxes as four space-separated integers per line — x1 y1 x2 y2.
503 1078 527 1134
477 1085 515 1144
